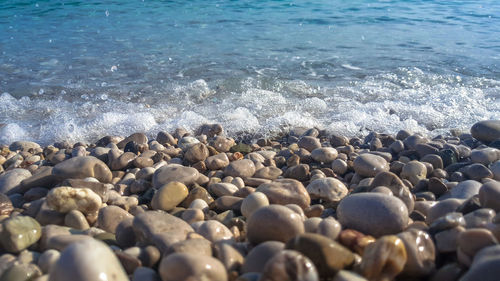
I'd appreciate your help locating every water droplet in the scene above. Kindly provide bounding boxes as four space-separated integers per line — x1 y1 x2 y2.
105 10 110 17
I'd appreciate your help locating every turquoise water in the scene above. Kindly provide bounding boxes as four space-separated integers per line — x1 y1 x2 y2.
1 0 500 144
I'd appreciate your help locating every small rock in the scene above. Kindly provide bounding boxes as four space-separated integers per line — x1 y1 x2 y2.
205 153 230 170
471 120 500 142
152 164 199 188
158 253 228 281
397 229 436 276
191 220 233 243
241 191 269 219
52 156 112 183
48 239 128 281
184 143 209 163
256 179 311 209
38 249 60 274
401 161 427 186
247 205 305 244
449 180 482 200
359 235 407 281
260 250 319 281
0 168 32 194
0 215 41 253
306 178 348 203
479 181 500 212
224 159 256 178
298 136 321 152
353 154 389 177
460 163 493 181
337 193 408 237
151 182 189 211
97 205 133 234
46 186 101 215
310 147 338 164
64 210 90 230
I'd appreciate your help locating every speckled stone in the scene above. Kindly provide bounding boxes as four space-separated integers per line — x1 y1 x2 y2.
256 179 311 209
158 253 228 281
353 154 389 177
0 215 41 253
52 156 112 183
48 239 128 281
337 193 408 237
306 178 348 203
46 186 101 215
247 205 305 244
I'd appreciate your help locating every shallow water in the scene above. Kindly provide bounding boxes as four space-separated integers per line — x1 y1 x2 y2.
1 0 499 145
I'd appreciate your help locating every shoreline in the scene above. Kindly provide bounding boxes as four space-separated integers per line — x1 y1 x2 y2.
1 120 500 280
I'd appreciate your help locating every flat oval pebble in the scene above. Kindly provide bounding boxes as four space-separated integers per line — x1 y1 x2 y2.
337 193 408 237
247 205 305 244
97 205 133 233
479 181 500 212
205 153 230 170
46 186 101 215
52 156 112 183
310 147 338 164
298 136 321 152
353 154 389 177
152 164 199 188
158 253 228 281
224 159 256 178
0 168 32 194
401 160 427 186
48 239 128 281
449 180 481 199
256 179 311 209
151 181 189 211
191 220 233 242
306 177 348 203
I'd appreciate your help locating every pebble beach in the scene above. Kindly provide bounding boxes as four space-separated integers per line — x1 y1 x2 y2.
1 120 500 281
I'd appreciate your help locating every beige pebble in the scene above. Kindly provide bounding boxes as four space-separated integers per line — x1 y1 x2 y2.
64 210 90 230
46 186 101 215
241 191 269 218
247 205 305 244
359 235 407 281
158 253 228 281
151 181 189 211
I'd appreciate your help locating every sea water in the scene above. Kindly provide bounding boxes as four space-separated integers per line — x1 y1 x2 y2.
1 0 499 145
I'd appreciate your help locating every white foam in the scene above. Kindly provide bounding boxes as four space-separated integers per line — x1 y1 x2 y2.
0 68 499 146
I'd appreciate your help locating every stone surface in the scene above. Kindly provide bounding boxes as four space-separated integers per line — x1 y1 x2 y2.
48 239 128 281
479 181 500 212
205 153 230 170
9 141 41 152
97 205 133 233
132 211 194 253
256 179 311 209
306 178 348 203
184 143 209 163
260 250 319 281
38 249 60 274
253 167 282 180
208 182 239 197
0 215 41 253
46 186 101 215
158 253 228 281
370 171 414 212
298 136 321 152
359 235 407 281
224 159 256 178
471 120 500 142
242 241 285 273
165 238 213 257
64 210 90 230
152 164 199 188
151 182 189 211
397 229 436 276
247 205 305 244
285 233 354 277
310 147 338 164
401 161 427 186
337 193 408 237
449 180 482 199
0 168 32 194
353 154 389 177
191 220 233 242
241 191 269 219
52 156 112 183
0 193 14 216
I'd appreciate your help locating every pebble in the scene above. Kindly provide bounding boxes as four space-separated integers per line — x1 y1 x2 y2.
52 156 112 183
64 210 90 230
152 164 199 188
397 229 436 276
317 217 342 240
132 267 161 281
181 208 204 224
331 159 348 175
461 163 493 180
337 193 408 237
158 253 228 281
401 160 427 186
48 239 128 281
310 147 338 163
241 191 269 218
184 143 209 163
46 186 101 215
165 238 213 257
0 193 14 216
38 249 60 274
191 220 233 242
242 241 284 273
0 263 42 281
224 159 256 178
370 171 414 212
479 181 500 211
132 211 194 252
457 228 498 265
1 215 41 253
97 205 133 233
306 178 348 203
353 154 389 177
285 233 354 277
434 226 465 253
151 181 189 211
256 179 311 209
471 148 499 165
247 205 305 244
471 120 500 142
208 182 239 197
359 235 407 281
213 241 245 272
260 250 319 281
298 136 321 152
449 180 482 199
0 168 32 194
253 166 282 180
426 199 463 224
